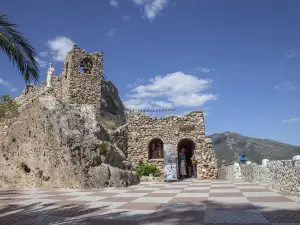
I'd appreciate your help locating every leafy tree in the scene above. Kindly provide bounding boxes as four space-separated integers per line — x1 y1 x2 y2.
0 15 39 82
0 94 19 121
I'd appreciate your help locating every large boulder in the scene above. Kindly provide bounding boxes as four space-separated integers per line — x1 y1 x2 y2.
108 124 128 157
0 96 138 188
88 164 138 188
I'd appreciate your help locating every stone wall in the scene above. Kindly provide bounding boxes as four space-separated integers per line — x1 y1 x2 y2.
226 163 243 180
61 45 103 106
16 46 123 130
240 158 300 196
127 111 218 179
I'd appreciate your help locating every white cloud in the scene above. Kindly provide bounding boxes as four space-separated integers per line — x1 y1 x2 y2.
202 106 211 111
39 51 49 58
203 112 210 116
0 77 18 93
126 77 144 88
123 98 174 110
123 98 152 110
284 49 296 59
47 36 75 62
170 93 217 107
273 81 296 91
196 66 212 73
282 118 300 124
154 100 173 108
35 57 48 68
122 15 131 20
132 0 145 3
109 0 119 7
124 71 218 110
107 28 117 36
132 0 169 21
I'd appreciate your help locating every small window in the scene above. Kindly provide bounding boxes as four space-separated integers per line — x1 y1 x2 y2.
80 57 93 73
149 139 164 159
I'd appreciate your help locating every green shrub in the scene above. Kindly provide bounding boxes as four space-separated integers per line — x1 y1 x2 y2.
135 163 160 178
98 142 108 156
0 94 19 121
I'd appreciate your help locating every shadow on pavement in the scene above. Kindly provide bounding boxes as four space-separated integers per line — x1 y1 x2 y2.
0 199 300 225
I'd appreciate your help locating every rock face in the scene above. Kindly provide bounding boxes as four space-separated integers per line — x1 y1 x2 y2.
0 46 138 188
0 96 138 188
100 81 126 130
127 111 218 179
108 124 128 157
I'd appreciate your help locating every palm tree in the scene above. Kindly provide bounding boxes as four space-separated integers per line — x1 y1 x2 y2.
0 15 39 83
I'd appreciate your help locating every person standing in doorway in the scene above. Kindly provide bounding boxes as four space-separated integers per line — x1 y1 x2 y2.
179 148 187 178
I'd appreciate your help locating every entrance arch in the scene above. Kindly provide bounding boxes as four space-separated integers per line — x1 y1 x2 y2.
177 138 196 178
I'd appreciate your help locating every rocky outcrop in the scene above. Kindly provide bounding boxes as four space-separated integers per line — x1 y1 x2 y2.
100 81 126 129
0 95 137 188
0 46 138 188
88 164 138 188
108 124 128 157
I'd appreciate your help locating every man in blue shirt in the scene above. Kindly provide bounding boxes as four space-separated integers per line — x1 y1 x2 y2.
240 153 246 164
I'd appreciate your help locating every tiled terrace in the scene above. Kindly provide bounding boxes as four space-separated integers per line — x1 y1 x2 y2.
0 179 300 224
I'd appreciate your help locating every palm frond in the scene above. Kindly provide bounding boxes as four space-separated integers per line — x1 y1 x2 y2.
0 14 39 83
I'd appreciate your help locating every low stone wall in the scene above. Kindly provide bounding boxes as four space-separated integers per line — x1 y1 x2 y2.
241 164 269 184
240 158 300 196
225 163 242 180
218 166 226 180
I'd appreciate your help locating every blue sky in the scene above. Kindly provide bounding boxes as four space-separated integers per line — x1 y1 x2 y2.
1 0 300 145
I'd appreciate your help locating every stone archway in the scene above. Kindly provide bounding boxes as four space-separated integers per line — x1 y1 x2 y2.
177 138 196 178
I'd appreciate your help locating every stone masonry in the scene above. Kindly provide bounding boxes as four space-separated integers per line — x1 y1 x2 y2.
127 110 218 179
15 45 103 113
240 158 300 196
61 45 103 106
224 156 300 196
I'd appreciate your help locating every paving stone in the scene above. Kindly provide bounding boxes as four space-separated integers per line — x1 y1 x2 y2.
1 179 300 224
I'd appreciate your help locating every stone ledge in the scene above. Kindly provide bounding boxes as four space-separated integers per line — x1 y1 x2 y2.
148 159 164 162
140 175 164 182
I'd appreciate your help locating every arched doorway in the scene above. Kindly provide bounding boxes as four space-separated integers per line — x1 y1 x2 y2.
177 138 196 179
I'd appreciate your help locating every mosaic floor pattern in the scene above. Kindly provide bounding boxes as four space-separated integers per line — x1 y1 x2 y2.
0 179 300 225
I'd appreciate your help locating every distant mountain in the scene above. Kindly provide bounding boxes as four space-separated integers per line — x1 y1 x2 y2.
208 132 300 166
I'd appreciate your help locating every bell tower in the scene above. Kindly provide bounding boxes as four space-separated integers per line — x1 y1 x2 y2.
61 45 103 106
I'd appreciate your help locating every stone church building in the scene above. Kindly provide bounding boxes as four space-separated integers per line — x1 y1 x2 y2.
127 111 218 179
8 45 218 187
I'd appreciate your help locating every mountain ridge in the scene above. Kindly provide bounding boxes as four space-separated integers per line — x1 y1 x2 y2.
208 132 300 166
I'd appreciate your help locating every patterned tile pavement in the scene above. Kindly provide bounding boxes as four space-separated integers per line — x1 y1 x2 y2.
0 179 300 224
